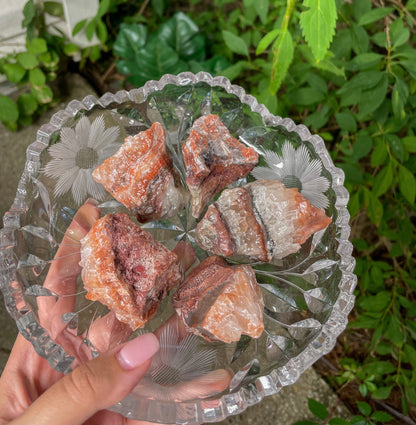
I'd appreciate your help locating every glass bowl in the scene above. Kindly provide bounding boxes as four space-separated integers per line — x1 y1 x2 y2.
0 72 356 424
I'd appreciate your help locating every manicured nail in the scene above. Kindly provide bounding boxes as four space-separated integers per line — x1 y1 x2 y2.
116 333 159 371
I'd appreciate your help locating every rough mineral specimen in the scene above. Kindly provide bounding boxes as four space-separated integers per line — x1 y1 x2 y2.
80 213 182 330
93 122 187 223
182 114 258 217
173 256 264 343
196 179 332 261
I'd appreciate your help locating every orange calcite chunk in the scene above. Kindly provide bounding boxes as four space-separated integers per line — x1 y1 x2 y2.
173 256 264 343
196 179 332 261
182 114 258 217
80 213 182 330
93 122 186 223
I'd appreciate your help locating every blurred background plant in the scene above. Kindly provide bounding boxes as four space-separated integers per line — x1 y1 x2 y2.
0 0 415 423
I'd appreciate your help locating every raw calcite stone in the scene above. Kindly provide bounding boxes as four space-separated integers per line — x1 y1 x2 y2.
93 122 186 223
173 256 264 343
182 114 258 217
80 213 182 330
196 179 332 261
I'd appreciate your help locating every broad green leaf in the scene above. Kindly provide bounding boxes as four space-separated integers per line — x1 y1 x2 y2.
358 292 391 312
288 87 325 105
308 398 328 420
220 60 254 81
392 77 409 118
2 63 26 84
337 70 383 94
222 30 249 56
370 411 393 422
356 401 371 416
114 24 147 59
346 52 383 71
17 52 38 70
256 28 280 55
372 386 393 400
329 419 350 425
29 68 46 87
17 93 37 116
331 28 352 59
348 190 361 218
351 23 369 54
85 19 96 41
300 0 337 62
96 19 108 43
358 7 393 25
72 18 87 36
335 111 357 132
408 0 416 10
353 0 371 21
270 30 293 93
63 43 79 56
352 132 373 159
0 95 19 124
358 74 388 116
390 17 410 49
371 138 388 166
402 136 416 152
314 58 345 77
158 12 205 62
22 0 35 27
373 160 394 197
151 0 165 17
399 164 416 203
372 31 387 48
97 0 111 18
31 85 53 104
386 134 404 162
367 193 383 225
26 38 47 54
254 0 269 24
43 1 64 17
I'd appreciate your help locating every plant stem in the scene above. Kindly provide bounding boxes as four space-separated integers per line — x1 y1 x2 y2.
281 0 296 31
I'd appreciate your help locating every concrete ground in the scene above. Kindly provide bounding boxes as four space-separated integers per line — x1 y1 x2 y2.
0 73 351 424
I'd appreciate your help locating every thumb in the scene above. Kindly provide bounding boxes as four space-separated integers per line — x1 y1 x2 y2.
11 333 159 425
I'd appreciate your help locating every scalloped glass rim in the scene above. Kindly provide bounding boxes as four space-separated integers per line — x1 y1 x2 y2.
0 71 357 424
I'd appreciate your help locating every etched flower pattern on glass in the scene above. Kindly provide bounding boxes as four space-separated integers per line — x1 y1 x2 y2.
43 115 120 205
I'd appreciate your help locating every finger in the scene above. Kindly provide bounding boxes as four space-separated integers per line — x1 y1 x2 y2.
9 333 159 425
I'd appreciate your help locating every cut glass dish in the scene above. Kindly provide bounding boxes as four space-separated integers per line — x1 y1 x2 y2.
0 72 357 424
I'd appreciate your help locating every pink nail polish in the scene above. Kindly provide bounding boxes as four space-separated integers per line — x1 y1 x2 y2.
116 333 159 371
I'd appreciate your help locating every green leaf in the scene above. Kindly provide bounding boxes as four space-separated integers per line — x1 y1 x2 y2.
356 401 371 416
158 12 205 62
359 74 388 116
371 138 388 166
85 19 96 41
353 0 371 21
372 386 393 400
351 23 369 54
329 419 351 425
254 0 269 24
2 63 26 84
22 0 35 27
403 136 416 153
308 398 328 420
390 17 410 49
367 191 384 225
16 52 38 70
114 24 147 60
31 85 53 104
337 70 383 94
408 0 416 10
293 421 318 425
358 384 368 397
373 161 394 197
363 361 396 375
352 132 373 159
72 18 87 36
97 0 111 18
256 28 280 55
399 164 416 203
222 30 249 56
335 111 357 132
96 19 108 43
0 95 19 124
26 38 48 54
63 43 79 56
315 58 345 77
358 7 394 25
359 291 391 312
270 29 293 93
29 68 46 87
151 0 165 17
43 1 64 17
346 52 383 71
392 77 409 119
300 0 337 62
370 411 393 422
220 60 254 81
17 93 37 116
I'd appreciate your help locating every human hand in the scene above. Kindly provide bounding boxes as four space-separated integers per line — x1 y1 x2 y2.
0 200 231 424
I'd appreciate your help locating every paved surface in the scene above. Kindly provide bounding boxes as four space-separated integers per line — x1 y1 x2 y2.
0 73 351 424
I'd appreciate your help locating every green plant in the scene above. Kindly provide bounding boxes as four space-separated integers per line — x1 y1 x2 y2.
112 12 230 87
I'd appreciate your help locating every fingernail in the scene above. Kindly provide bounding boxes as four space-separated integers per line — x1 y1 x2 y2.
116 333 159 371
86 198 99 206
